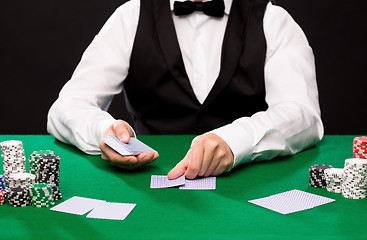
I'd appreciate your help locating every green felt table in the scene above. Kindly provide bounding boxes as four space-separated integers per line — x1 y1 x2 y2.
0 135 366 240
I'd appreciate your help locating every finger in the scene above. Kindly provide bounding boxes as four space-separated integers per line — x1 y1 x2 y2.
185 145 204 180
152 152 160 161
197 144 216 176
167 152 190 180
110 155 137 167
105 147 137 165
203 158 220 177
99 141 114 160
100 140 138 167
146 151 160 164
136 151 157 164
101 151 109 160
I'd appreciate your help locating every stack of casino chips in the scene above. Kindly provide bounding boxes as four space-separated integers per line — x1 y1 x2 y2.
309 165 333 188
0 140 26 184
28 150 55 181
29 183 54 208
7 187 30 207
6 173 36 207
37 155 62 201
324 168 344 193
353 137 367 159
341 158 367 199
1 140 62 207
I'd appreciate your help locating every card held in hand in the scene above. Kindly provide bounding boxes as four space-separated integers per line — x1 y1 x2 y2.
103 135 157 156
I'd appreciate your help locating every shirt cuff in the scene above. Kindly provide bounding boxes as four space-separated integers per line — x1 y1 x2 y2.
210 121 255 168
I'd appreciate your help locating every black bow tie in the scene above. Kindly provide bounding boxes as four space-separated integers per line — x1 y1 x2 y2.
173 0 225 18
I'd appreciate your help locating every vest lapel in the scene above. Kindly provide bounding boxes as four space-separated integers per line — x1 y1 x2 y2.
202 0 254 108
153 0 199 103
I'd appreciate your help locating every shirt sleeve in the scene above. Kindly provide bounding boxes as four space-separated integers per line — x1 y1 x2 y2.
47 0 140 154
210 2 324 167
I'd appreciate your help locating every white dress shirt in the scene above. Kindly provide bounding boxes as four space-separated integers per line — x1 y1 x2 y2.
47 0 324 167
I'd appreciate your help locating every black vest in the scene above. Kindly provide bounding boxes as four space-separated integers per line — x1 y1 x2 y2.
123 0 269 135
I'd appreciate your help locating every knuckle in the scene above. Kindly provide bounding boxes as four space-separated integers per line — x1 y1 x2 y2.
193 136 218 151
221 158 233 172
188 165 200 173
192 135 206 146
197 170 205 177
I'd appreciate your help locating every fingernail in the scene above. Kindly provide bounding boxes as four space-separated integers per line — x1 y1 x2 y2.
120 133 129 141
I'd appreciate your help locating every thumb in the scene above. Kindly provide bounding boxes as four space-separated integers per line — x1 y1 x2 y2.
113 120 131 143
167 151 190 180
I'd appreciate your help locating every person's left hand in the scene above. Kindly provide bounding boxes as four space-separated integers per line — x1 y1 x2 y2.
167 133 234 179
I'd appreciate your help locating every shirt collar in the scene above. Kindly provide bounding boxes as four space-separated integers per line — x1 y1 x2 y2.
170 0 232 15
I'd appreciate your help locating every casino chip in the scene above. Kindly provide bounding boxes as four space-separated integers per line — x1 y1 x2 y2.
324 168 344 193
341 158 367 199
28 150 55 181
0 189 6 206
29 183 55 208
37 155 62 201
353 137 367 159
309 165 333 188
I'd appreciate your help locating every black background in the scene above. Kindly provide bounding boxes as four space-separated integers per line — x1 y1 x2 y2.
1 0 366 135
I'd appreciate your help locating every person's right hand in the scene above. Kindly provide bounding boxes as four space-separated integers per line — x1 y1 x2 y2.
99 120 159 170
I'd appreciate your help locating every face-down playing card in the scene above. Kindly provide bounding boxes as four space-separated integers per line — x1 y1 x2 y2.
179 177 216 190
248 189 335 214
86 202 136 220
50 196 106 215
150 175 216 190
150 175 186 188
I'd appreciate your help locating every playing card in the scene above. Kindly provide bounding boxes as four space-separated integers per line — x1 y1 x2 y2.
179 177 216 190
150 175 186 188
248 189 335 214
103 135 157 156
50 196 106 215
86 202 136 220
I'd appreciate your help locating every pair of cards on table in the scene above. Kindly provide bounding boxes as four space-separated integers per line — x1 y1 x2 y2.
50 196 136 220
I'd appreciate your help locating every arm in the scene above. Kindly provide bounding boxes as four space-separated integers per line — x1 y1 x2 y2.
216 3 324 167
47 1 140 154
168 3 323 179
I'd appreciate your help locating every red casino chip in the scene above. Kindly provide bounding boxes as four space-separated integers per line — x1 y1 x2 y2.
353 136 367 159
0 190 6 205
